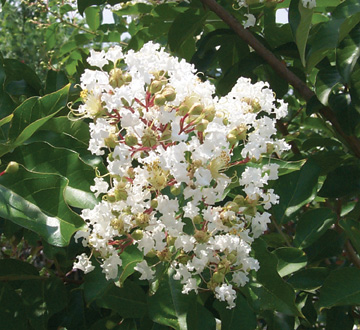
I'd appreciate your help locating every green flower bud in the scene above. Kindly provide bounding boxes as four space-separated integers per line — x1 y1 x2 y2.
212 271 224 283
225 201 240 213
5 161 19 174
177 104 189 116
109 68 124 88
194 230 210 243
104 133 118 149
170 185 182 196
149 80 163 94
154 93 166 106
162 86 176 101
196 119 209 132
193 215 203 225
141 128 158 147
125 134 138 147
203 106 215 122
131 229 143 240
233 195 246 206
189 103 203 116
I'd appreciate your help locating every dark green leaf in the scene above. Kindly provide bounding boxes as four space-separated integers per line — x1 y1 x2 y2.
118 245 144 286
272 247 307 277
339 218 360 255
306 0 360 70
336 23 360 82
271 159 321 223
325 306 354 330
97 281 147 318
187 301 216 330
0 167 85 247
78 0 105 15
148 267 192 329
289 0 314 66
2 142 98 209
1 84 70 156
294 208 337 248
319 267 360 309
287 267 329 291
213 294 256 330
315 65 342 105
251 239 301 316
318 165 360 198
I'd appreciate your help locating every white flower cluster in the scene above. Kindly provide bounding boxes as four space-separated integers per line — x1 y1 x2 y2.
72 42 289 308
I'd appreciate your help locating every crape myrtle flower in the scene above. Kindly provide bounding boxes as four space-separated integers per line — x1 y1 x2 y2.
72 42 290 308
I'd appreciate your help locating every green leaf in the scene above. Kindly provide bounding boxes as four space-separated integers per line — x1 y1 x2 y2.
306 0 360 70
0 113 13 127
294 208 337 248
339 218 360 254
78 0 105 15
0 167 85 247
168 9 208 60
289 0 314 66
187 301 216 330
97 281 147 318
319 267 360 309
349 59 360 111
271 159 321 223
3 59 42 97
45 70 69 94
318 165 360 198
213 294 256 330
118 245 144 286
287 267 330 291
1 84 70 156
2 142 98 209
325 306 354 330
336 23 360 82
148 267 192 329
272 247 308 277
85 6 101 31
251 239 301 316
315 65 342 105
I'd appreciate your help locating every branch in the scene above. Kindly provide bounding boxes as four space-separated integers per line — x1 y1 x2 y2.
200 0 360 159
345 240 360 269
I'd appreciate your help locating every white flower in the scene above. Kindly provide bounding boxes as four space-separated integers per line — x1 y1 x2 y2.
87 49 109 69
73 253 95 274
134 260 155 280
244 14 256 28
215 284 237 309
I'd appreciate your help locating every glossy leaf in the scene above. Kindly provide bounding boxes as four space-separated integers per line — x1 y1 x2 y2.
2 142 98 209
319 268 360 309
187 301 216 330
148 267 192 329
315 65 342 105
339 218 360 254
78 0 105 15
0 166 85 246
97 281 147 318
251 239 301 316
318 165 360 198
272 247 307 277
306 0 360 70
336 23 360 82
289 0 313 66
287 267 329 291
118 245 144 286
1 84 70 156
271 159 321 223
213 294 256 330
294 208 337 248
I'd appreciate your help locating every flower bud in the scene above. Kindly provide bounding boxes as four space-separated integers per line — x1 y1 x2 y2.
131 229 143 240
193 215 203 225
149 80 164 94
110 217 124 232
196 119 209 132
189 103 203 116
157 248 172 262
154 93 166 106
225 201 240 213
150 198 158 209
141 128 157 147
203 106 215 122
104 133 118 149
170 185 182 196
5 161 19 174
125 134 138 146
177 104 189 116
212 271 224 283
177 252 191 264
194 230 210 243
109 68 124 88
136 213 150 228
233 195 246 206
162 86 176 101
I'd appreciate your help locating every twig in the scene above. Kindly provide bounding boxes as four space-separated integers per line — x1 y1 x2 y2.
345 240 360 269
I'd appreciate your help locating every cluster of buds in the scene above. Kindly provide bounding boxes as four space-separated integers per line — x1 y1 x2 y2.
72 42 289 308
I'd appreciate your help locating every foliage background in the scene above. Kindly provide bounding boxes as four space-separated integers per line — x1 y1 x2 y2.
1 0 360 329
